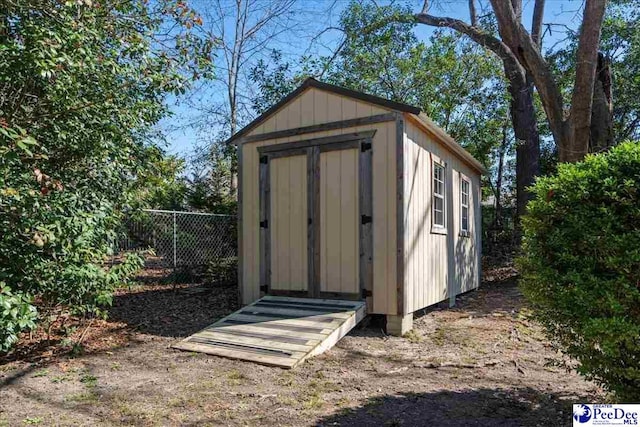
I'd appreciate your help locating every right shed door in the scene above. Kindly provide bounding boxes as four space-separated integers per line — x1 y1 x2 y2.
318 148 360 297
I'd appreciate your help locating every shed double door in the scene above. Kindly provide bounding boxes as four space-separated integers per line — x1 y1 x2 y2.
258 133 373 300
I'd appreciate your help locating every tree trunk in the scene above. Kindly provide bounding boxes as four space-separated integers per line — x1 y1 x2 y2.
504 61 540 220
514 85 540 220
564 0 608 162
589 51 614 153
412 7 541 221
229 96 238 196
490 0 607 164
494 123 507 230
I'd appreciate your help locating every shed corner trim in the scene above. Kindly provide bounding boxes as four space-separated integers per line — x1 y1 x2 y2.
395 113 406 317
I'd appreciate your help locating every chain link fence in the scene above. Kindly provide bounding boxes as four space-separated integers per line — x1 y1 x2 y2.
116 209 237 285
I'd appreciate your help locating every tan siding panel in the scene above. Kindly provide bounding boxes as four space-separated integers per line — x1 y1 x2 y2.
262 113 276 133
246 87 393 138
403 120 480 312
286 96 302 129
326 92 343 122
313 89 329 124
340 97 357 121
300 89 315 127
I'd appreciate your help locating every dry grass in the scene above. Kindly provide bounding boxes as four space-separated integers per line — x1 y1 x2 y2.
0 267 602 426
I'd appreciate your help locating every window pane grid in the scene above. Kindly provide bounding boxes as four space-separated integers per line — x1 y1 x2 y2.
433 163 445 228
460 179 470 232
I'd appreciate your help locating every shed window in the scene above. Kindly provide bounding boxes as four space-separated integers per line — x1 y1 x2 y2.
461 178 470 233
433 162 445 228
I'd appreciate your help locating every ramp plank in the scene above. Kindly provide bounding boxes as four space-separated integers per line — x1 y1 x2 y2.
172 296 366 368
215 321 330 341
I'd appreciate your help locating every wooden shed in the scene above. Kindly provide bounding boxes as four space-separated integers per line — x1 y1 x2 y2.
228 78 485 336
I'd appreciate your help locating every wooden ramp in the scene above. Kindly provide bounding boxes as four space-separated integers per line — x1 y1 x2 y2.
172 296 366 368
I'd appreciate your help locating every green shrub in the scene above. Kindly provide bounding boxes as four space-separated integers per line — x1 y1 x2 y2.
0 283 38 352
206 257 238 286
518 142 640 401
0 0 211 353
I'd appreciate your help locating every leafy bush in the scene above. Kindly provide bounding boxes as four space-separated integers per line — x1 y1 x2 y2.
206 257 238 286
518 142 640 401
0 283 38 352
0 0 212 352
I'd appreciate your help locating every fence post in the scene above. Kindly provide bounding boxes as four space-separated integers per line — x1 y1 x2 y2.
173 212 177 283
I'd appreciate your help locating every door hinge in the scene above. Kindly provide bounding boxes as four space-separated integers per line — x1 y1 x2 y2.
361 289 372 298
361 141 372 152
260 284 268 293
308 218 312 226
260 220 269 228
361 215 372 225
259 155 268 164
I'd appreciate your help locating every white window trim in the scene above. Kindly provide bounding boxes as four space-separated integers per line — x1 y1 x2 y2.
431 155 447 235
460 174 471 237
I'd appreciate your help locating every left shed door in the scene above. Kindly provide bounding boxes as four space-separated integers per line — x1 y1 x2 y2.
262 154 308 294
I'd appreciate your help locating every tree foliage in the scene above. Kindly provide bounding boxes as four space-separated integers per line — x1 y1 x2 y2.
251 2 512 201
250 49 301 116
185 142 237 215
518 142 640 401
0 0 213 351
604 3 640 142
547 2 640 144
133 148 189 211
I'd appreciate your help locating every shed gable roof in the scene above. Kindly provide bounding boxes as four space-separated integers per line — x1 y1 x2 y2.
227 78 486 174
225 78 420 145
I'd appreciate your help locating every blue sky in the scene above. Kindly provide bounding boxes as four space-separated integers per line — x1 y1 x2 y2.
161 0 586 158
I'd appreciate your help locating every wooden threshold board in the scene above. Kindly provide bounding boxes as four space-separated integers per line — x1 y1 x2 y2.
172 295 366 368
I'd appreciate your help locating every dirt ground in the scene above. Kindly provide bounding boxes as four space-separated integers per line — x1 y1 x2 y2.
0 267 602 426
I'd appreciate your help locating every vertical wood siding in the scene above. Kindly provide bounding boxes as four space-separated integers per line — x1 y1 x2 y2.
240 87 397 314
319 149 359 294
403 120 481 313
269 155 308 291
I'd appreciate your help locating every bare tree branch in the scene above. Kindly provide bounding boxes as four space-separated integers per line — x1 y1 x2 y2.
468 0 477 27
511 0 523 22
421 0 429 14
531 0 545 48
318 37 347 79
491 0 608 162
490 0 566 148
414 12 516 66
